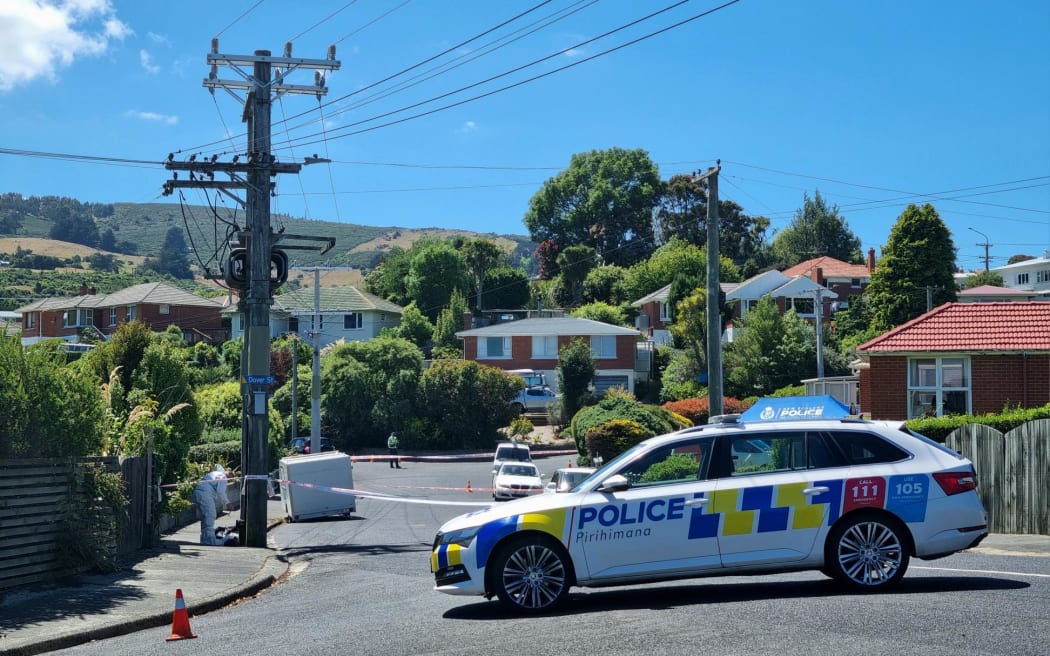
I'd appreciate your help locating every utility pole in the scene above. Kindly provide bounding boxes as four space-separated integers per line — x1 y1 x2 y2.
968 227 992 272
813 288 826 379
163 41 339 547
693 161 723 417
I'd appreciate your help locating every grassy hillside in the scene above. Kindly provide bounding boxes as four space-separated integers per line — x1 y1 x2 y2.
96 203 533 270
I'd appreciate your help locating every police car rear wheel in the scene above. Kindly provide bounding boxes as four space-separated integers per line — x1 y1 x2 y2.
491 536 570 612
827 514 910 590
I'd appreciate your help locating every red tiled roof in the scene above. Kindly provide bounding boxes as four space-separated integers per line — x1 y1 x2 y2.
858 302 1050 352
782 256 870 279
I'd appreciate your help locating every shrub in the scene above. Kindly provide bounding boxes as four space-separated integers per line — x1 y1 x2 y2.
770 384 806 397
571 395 675 454
661 396 752 426
905 404 1050 442
187 440 241 471
584 419 654 463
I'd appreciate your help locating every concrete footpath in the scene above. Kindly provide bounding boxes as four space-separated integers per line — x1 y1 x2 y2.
0 499 288 656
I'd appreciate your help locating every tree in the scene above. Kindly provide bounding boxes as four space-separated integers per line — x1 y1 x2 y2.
724 297 817 397
406 243 469 320
417 360 520 449
556 244 598 306
0 334 105 458
570 301 628 326
322 336 423 449
534 240 560 280
962 270 1004 288
141 227 193 279
459 238 504 310
772 191 862 266
866 204 957 330
391 301 434 349
524 148 661 266
432 288 469 352
557 338 596 422
655 174 772 276
481 267 530 310
582 265 628 305
621 238 708 301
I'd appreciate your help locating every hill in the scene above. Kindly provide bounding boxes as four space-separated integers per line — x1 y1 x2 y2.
0 195 535 271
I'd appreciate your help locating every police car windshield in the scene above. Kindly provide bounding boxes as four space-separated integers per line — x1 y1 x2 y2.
591 440 653 478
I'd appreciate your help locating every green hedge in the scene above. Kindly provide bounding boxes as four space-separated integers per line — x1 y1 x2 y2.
571 395 675 455
905 404 1050 442
584 419 654 463
187 440 241 471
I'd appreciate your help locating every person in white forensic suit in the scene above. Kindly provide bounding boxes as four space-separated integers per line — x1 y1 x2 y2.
195 464 232 545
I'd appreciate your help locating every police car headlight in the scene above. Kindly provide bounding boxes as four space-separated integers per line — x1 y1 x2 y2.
438 526 480 547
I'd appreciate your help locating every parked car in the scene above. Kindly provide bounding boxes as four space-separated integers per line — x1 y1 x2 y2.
491 462 544 501
544 467 597 494
432 416 989 612
492 441 532 474
511 386 557 414
288 437 334 454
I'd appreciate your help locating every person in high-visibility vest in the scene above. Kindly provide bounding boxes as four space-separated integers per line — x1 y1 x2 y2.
387 431 402 469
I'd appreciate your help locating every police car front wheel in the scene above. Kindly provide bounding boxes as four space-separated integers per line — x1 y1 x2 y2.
826 513 910 590
491 535 570 612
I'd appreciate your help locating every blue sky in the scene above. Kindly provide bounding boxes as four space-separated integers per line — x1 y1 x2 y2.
1 0 1047 273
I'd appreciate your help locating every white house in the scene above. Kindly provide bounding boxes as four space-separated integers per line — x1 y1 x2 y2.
991 251 1050 294
226 287 403 347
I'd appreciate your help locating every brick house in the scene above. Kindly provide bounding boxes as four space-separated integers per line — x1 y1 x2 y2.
780 250 876 319
456 317 642 394
16 282 228 346
855 302 1050 420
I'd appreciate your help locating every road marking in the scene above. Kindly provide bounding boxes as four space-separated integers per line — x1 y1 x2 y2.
913 565 1050 579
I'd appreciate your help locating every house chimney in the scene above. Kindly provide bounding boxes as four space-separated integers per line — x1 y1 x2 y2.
88 287 96 295
79 284 88 296
462 311 473 331
813 266 824 285
866 248 876 273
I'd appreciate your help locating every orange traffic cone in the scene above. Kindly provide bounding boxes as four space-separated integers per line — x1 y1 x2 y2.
165 588 197 641
568 461 572 468
466 480 472 493
370 454 374 463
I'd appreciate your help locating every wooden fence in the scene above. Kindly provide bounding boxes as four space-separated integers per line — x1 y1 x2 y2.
946 419 1050 535
0 456 150 594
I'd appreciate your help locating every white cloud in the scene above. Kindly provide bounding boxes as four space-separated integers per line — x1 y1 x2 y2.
0 0 130 91
124 110 178 125
139 49 160 74
457 120 478 134
147 31 169 46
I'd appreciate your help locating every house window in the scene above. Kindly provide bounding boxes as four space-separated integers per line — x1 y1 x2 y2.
1037 270 1050 284
907 357 970 418
479 336 511 359
159 304 170 315
238 316 245 331
344 313 363 330
109 307 118 326
25 313 35 329
659 301 670 322
311 315 325 331
851 278 862 287
126 305 136 320
1017 273 1029 285
80 309 93 326
63 309 79 328
788 297 815 315
590 335 616 359
532 335 558 358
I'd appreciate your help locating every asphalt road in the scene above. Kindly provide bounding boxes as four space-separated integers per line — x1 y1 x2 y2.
55 457 1050 656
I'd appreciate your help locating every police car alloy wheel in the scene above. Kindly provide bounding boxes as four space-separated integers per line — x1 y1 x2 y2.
826 513 910 589
491 535 570 612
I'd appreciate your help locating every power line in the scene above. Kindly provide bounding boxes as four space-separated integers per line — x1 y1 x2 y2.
213 0 266 38
275 0 743 150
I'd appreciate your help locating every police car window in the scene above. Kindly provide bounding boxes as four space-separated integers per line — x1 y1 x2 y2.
827 431 909 465
809 432 848 469
729 433 802 475
618 438 710 487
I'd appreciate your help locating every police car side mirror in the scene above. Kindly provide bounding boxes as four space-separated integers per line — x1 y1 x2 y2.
597 474 629 493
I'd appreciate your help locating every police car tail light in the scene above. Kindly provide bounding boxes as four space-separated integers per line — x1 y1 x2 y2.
933 469 978 496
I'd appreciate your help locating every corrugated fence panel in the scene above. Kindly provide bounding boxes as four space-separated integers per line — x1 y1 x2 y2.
947 424 1006 532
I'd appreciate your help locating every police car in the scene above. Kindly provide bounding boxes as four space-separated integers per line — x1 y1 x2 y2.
431 415 988 612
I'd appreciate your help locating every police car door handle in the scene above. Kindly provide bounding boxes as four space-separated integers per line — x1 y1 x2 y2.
803 486 830 496
684 498 709 508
